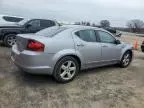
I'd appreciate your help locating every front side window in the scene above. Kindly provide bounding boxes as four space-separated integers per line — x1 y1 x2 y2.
98 31 116 44
75 29 97 42
28 20 40 27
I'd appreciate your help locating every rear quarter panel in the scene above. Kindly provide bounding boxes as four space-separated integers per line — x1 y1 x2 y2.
41 29 79 68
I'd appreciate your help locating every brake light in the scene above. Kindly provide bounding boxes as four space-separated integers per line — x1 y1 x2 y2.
27 40 44 52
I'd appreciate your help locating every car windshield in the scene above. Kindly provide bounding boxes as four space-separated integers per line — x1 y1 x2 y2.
35 26 67 37
17 19 29 25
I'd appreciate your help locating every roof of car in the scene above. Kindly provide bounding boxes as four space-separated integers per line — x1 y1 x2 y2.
61 24 105 31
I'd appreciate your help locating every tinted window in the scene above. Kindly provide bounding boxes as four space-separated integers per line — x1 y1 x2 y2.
40 20 55 27
3 16 23 22
18 19 29 25
75 30 96 42
28 20 40 27
98 31 115 43
36 26 67 37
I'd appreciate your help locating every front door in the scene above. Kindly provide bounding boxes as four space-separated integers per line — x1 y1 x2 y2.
97 30 121 64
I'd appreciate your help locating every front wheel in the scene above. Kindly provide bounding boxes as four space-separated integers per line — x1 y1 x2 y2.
4 34 16 47
53 56 80 83
119 51 132 68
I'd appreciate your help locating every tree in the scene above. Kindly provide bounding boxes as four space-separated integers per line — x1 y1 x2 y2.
86 22 90 26
74 22 81 25
100 20 110 28
81 21 85 25
126 19 144 32
92 23 96 27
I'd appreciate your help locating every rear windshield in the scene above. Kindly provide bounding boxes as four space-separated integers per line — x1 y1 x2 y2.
3 16 23 22
35 26 67 37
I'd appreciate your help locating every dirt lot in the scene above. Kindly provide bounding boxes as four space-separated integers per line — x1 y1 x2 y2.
120 34 144 50
0 35 144 108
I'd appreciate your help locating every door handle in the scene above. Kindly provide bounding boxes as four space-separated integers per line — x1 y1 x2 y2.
77 44 85 47
102 45 108 47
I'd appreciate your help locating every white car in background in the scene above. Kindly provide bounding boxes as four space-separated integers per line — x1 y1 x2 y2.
0 14 23 25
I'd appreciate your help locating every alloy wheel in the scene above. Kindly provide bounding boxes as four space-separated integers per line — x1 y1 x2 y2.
60 61 76 80
122 53 131 66
7 36 16 46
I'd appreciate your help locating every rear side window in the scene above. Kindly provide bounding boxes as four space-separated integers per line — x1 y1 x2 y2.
40 20 55 27
3 16 23 22
35 26 67 37
75 29 97 42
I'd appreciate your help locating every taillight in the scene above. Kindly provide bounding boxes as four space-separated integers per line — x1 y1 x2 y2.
27 40 44 52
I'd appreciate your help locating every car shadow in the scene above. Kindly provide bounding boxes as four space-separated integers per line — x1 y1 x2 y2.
0 42 6 47
15 65 118 86
15 70 58 87
79 65 118 76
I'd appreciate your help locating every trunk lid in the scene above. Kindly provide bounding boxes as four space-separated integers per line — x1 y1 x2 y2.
16 34 49 52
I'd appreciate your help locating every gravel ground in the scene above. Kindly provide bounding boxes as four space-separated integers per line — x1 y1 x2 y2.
119 34 144 50
0 36 144 108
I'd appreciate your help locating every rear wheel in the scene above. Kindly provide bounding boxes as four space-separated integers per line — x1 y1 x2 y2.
53 56 79 83
119 51 132 68
4 34 16 47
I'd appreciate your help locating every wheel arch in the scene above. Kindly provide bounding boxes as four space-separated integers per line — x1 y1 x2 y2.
57 54 81 68
120 49 133 60
52 50 82 71
3 32 19 40
52 54 81 83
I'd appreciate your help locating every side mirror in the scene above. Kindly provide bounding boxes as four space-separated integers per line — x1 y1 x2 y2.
25 24 32 29
116 33 122 37
115 39 121 44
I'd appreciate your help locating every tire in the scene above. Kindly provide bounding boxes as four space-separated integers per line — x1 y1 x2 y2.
119 51 132 68
4 34 16 47
53 56 80 83
141 46 144 52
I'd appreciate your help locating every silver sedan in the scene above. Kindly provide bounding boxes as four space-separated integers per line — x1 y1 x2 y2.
11 25 133 83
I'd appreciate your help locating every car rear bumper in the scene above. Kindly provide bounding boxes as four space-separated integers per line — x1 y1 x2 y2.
11 45 54 75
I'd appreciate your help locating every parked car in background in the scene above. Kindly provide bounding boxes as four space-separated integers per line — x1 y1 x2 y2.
141 41 144 52
0 18 58 47
104 27 122 37
0 14 23 24
11 25 133 83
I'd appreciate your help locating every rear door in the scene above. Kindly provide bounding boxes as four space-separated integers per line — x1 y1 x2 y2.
73 29 102 68
96 30 121 64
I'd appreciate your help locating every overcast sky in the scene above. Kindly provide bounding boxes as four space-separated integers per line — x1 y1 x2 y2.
0 0 144 27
